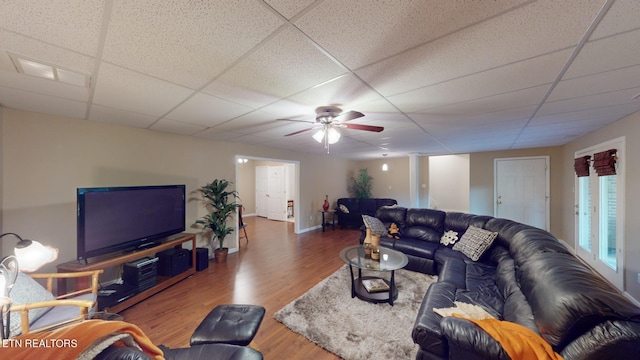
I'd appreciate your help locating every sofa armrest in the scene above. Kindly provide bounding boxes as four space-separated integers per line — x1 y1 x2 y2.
440 317 509 360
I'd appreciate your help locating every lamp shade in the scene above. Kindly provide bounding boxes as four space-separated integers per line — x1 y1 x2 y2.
327 128 341 144
14 240 58 272
313 129 324 143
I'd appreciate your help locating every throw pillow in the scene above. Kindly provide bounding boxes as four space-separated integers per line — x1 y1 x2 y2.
9 272 55 336
362 215 389 236
452 226 498 261
440 230 459 246
339 204 349 213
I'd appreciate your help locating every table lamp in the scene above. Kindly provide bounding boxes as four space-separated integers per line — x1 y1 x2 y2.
0 232 59 339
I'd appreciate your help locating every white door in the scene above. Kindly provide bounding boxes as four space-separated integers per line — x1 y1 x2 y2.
267 166 287 221
495 157 549 230
256 166 268 217
574 137 625 290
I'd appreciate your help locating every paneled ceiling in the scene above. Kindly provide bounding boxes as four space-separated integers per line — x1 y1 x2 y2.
1 0 639 159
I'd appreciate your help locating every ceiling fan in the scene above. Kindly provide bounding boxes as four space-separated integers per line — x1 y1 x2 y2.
282 106 384 153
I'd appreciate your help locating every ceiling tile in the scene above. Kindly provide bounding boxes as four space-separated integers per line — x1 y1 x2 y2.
0 1 104 56
0 68 90 102
295 0 529 69
538 87 640 117
0 86 87 119
88 105 159 129
92 63 193 117
356 0 603 96
264 0 317 20
206 27 347 101
102 0 285 88
589 0 640 39
549 64 640 101
149 118 206 136
165 93 253 127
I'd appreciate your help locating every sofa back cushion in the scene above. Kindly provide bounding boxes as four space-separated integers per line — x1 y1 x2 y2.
337 198 360 213
375 198 398 209
516 251 640 349
401 208 446 243
445 212 492 234
375 206 408 228
484 217 535 249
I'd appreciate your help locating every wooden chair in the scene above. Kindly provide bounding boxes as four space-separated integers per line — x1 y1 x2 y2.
8 269 102 335
239 206 249 244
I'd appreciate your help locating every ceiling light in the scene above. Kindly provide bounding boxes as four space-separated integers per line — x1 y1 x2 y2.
382 163 389 171
327 127 341 144
9 53 90 87
313 129 325 143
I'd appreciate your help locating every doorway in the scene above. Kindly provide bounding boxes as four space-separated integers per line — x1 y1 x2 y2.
235 156 300 248
494 156 549 230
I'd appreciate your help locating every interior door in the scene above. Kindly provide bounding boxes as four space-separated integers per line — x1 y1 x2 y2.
256 166 268 218
495 157 549 230
267 166 287 221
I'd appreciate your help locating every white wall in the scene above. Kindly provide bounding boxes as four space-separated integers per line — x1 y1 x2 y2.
428 154 470 212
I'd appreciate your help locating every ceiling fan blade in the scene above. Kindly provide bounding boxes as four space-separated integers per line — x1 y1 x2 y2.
334 111 364 122
277 118 315 124
344 123 384 132
284 127 314 136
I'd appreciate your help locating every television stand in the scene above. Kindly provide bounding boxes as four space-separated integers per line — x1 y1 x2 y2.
57 233 197 313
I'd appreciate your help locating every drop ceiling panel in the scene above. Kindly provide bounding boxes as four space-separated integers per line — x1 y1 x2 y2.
548 64 640 102
0 69 89 102
92 63 193 117
295 0 529 69
88 105 159 129
165 93 253 127
531 102 640 126
206 27 347 101
149 119 206 136
356 0 603 96
563 29 640 79
215 110 288 134
0 1 104 56
538 87 640 117
102 0 284 88
284 74 387 110
0 86 87 119
264 0 317 20
385 50 569 113
588 0 640 40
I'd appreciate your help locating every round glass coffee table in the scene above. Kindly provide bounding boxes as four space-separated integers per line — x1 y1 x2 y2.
339 245 408 306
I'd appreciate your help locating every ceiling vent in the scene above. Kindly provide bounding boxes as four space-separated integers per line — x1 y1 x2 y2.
9 53 90 88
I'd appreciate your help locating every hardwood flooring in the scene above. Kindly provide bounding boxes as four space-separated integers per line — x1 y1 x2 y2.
120 216 362 359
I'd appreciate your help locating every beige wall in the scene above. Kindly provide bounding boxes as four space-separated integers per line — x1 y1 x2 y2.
353 157 411 206
0 108 353 270
469 147 564 237
561 111 640 300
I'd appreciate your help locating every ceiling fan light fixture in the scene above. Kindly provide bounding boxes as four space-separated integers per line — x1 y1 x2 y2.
327 127 341 144
313 129 325 143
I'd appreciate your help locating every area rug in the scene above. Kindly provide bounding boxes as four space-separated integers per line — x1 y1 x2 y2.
274 265 437 360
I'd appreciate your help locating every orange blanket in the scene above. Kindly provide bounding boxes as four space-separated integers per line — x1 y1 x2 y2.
0 320 164 360
454 315 563 360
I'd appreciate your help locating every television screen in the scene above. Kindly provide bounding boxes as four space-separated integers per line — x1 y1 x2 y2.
77 185 186 260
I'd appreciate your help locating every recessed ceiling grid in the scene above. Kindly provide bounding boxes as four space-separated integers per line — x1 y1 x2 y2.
0 0 639 159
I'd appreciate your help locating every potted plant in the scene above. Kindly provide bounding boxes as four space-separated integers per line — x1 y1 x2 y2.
348 168 373 198
195 179 240 263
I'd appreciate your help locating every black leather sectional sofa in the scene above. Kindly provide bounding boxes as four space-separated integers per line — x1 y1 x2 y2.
336 197 397 228
361 206 640 360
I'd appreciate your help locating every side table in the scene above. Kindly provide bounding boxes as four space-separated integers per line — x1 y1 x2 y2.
319 210 336 231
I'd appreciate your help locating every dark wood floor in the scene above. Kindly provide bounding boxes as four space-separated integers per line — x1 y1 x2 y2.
120 216 362 359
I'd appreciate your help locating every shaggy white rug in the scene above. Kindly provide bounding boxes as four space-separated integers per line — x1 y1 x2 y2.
274 265 437 360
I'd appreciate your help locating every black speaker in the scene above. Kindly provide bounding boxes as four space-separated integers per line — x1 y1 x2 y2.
156 248 190 277
196 247 209 271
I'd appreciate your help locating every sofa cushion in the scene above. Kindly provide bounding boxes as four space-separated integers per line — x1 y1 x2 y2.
452 226 497 261
393 238 439 259
10 272 56 336
517 252 640 348
358 198 378 214
374 206 408 228
361 215 388 236
29 293 97 331
406 208 446 233
445 212 492 234
496 259 538 334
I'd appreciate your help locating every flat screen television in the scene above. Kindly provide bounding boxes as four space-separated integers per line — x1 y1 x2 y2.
77 185 186 260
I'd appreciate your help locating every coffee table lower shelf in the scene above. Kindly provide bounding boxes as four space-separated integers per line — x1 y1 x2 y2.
352 275 398 305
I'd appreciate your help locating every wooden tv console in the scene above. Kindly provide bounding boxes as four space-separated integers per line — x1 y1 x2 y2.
56 233 197 313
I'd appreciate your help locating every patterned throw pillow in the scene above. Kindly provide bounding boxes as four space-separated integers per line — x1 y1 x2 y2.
362 215 389 236
440 230 459 246
339 204 349 213
9 272 55 336
452 226 498 261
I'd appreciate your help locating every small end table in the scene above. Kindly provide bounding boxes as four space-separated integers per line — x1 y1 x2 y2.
319 210 336 231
